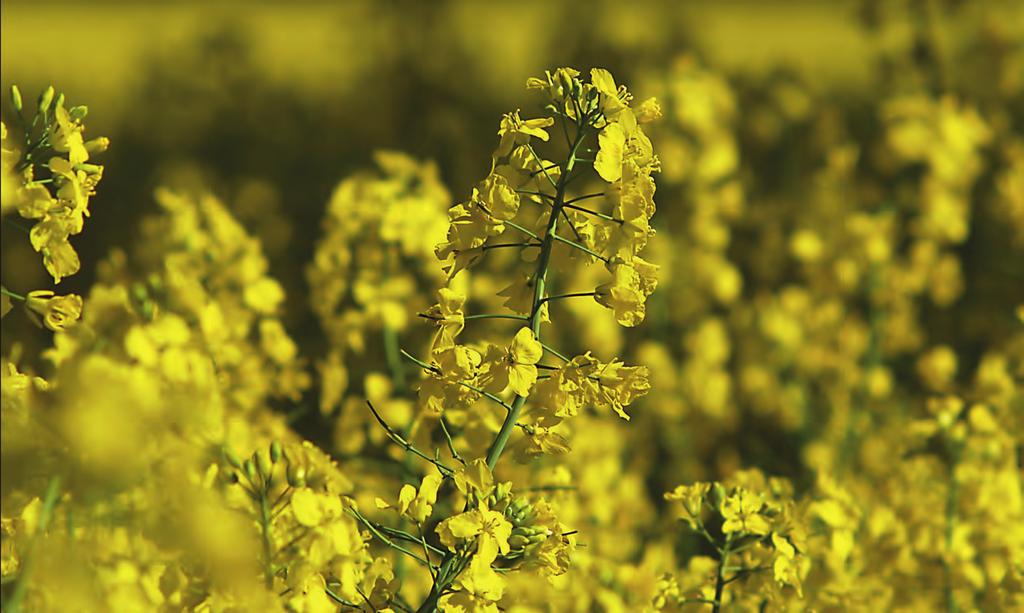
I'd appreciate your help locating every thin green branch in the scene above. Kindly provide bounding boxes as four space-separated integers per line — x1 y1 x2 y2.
525 143 559 191
539 341 570 363
480 241 541 251
324 586 361 608
4 476 62 613
565 193 605 205
347 507 434 569
366 401 455 477
438 416 466 466
539 291 597 305
503 218 541 242
564 202 622 224
1 287 26 301
516 190 555 202
550 233 609 262
463 313 529 322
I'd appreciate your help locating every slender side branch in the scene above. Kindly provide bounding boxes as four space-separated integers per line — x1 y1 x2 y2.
540 341 570 363
464 313 529 322
366 401 455 476
550 233 609 262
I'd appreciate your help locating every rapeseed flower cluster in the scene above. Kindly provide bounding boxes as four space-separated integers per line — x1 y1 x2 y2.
1 3 1022 611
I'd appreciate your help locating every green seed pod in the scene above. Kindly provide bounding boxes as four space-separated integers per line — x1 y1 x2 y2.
68 105 88 121
243 458 258 483
223 447 243 469
10 85 23 112
270 441 283 464
255 449 273 481
38 86 54 114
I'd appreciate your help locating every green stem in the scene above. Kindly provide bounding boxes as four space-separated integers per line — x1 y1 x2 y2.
540 291 597 305
1 287 27 301
439 416 466 465
347 508 433 568
383 324 407 393
516 189 555 202
366 401 455 476
4 476 61 613
563 202 621 224
550 232 608 262
712 535 733 613
464 313 528 322
417 106 590 613
540 341 570 363
478 241 541 251
485 119 587 472
259 495 274 589
565 193 604 205
945 446 960 613
503 219 541 242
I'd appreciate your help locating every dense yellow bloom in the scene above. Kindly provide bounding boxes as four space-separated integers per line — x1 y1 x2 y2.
721 488 771 535
595 258 658 326
494 111 555 160
3 19 1022 613
423 287 467 354
396 472 442 524
479 326 543 397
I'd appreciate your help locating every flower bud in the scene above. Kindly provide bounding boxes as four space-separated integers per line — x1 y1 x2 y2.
287 464 306 488
712 483 728 510
75 163 103 175
255 449 273 480
270 440 283 464
493 481 512 502
85 137 110 154
223 447 243 469
556 70 575 98
38 86 55 114
10 85 23 112
243 458 258 483
69 105 88 121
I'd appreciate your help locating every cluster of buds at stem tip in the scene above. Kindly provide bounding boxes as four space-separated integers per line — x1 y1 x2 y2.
221 440 306 498
484 485 552 557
